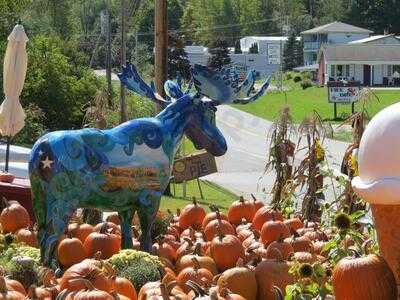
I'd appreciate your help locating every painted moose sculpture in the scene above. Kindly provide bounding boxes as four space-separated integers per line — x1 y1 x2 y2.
29 63 271 266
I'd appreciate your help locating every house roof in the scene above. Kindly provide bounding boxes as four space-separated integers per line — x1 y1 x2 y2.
348 34 399 44
319 44 400 62
241 36 288 42
301 21 373 35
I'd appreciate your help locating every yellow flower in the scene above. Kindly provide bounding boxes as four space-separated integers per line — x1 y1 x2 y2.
315 140 325 161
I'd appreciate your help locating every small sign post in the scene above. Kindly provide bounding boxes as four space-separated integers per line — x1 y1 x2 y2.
327 81 362 119
172 152 218 183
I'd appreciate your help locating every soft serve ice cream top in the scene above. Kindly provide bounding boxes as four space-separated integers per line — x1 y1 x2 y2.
352 102 400 205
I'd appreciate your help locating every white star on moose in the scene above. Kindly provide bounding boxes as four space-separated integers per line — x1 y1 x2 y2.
41 156 53 169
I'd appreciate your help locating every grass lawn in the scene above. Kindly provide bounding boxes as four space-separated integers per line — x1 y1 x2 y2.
233 80 400 123
160 179 238 213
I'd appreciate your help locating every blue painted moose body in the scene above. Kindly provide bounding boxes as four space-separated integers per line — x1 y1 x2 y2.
29 63 271 266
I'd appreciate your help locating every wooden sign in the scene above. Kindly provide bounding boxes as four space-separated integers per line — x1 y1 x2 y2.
327 81 362 104
172 152 217 183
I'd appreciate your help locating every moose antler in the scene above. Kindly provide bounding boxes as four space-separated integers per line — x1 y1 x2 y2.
118 63 170 105
192 64 271 105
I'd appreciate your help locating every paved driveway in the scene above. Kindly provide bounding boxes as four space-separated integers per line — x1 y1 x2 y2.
203 105 350 203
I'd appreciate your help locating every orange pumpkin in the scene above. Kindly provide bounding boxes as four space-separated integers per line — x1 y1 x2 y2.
332 254 397 300
177 258 213 293
3 278 26 296
83 223 121 259
252 207 283 232
203 211 235 241
176 243 218 275
179 198 206 230
68 223 94 244
260 220 290 246
114 277 137 300
0 276 25 300
227 197 255 225
265 239 294 260
255 258 293 300
202 208 229 229
57 235 86 268
14 228 38 248
59 260 113 293
284 235 313 253
210 228 245 272
0 199 30 233
250 194 264 211
65 279 114 300
26 285 52 300
283 217 304 231
93 222 121 235
216 260 257 300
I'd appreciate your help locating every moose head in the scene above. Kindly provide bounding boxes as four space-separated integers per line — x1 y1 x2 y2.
118 63 271 158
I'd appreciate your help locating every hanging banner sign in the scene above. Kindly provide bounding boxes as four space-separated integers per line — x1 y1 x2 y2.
172 151 217 183
268 44 281 64
328 82 362 103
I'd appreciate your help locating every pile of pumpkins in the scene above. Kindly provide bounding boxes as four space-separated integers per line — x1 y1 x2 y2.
0 196 398 299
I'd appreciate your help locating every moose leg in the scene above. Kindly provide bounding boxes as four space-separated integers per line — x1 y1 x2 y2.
44 199 76 267
137 191 161 253
119 209 135 249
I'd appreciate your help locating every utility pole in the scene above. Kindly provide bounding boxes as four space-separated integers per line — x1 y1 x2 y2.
106 2 113 108
120 0 128 123
155 0 170 195
154 0 168 109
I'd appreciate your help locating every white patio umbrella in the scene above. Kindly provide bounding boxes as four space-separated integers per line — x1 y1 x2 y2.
0 24 28 171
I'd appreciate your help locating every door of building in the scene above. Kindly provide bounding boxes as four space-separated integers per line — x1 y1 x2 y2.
364 65 371 86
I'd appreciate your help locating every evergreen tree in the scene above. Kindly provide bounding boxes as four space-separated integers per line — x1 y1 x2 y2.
295 37 304 67
249 42 259 54
283 32 299 71
168 34 191 80
208 39 231 70
234 40 242 54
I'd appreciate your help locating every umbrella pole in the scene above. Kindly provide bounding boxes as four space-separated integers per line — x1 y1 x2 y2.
5 137 10 172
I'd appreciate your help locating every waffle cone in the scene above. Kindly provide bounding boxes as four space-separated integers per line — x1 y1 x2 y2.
371 204 400 285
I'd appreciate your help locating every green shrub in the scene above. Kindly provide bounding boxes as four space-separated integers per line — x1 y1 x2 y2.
19 36 103 131
107 249 163 290
301 71 312 80
293 75 302 83
301 79 313 90
13 104 46 147
285 72 293 80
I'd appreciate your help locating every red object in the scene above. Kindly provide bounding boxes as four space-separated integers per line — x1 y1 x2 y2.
0 177 35 222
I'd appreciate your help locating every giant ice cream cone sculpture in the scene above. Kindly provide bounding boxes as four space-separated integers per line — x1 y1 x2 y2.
352 102 400 286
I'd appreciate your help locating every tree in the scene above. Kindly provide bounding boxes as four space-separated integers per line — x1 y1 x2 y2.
249 42 259 54
283 32 297 71
168 34 191 80
234 40 242 54
208 39 231 70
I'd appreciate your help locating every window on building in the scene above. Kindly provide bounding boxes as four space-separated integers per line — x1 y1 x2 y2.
330 65 335 77
337 65 343 77
345 65 350 77
387 65 392 76
393 65 400 74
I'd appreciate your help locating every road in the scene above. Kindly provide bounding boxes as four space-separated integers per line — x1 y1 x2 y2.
203 105 350 203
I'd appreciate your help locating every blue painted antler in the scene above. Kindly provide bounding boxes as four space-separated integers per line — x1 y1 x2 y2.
118 64 170 104
192 64 271 105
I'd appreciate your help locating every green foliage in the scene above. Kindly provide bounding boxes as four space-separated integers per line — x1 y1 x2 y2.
151 211 173 241
20 35 103 131
168 34 191 80
234 40 242 54
301 79 312 90
293 75 302 83
0 0 32 39
248 42 259 54
13 104 46 147
283 31 303 71
208 39 231 69
0 243 41 287
107 249 163 290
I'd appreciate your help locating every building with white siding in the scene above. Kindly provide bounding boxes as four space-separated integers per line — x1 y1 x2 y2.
301 22 373 66
317 44 400 86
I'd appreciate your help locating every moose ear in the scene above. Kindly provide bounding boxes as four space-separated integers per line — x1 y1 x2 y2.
118 63 170 105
